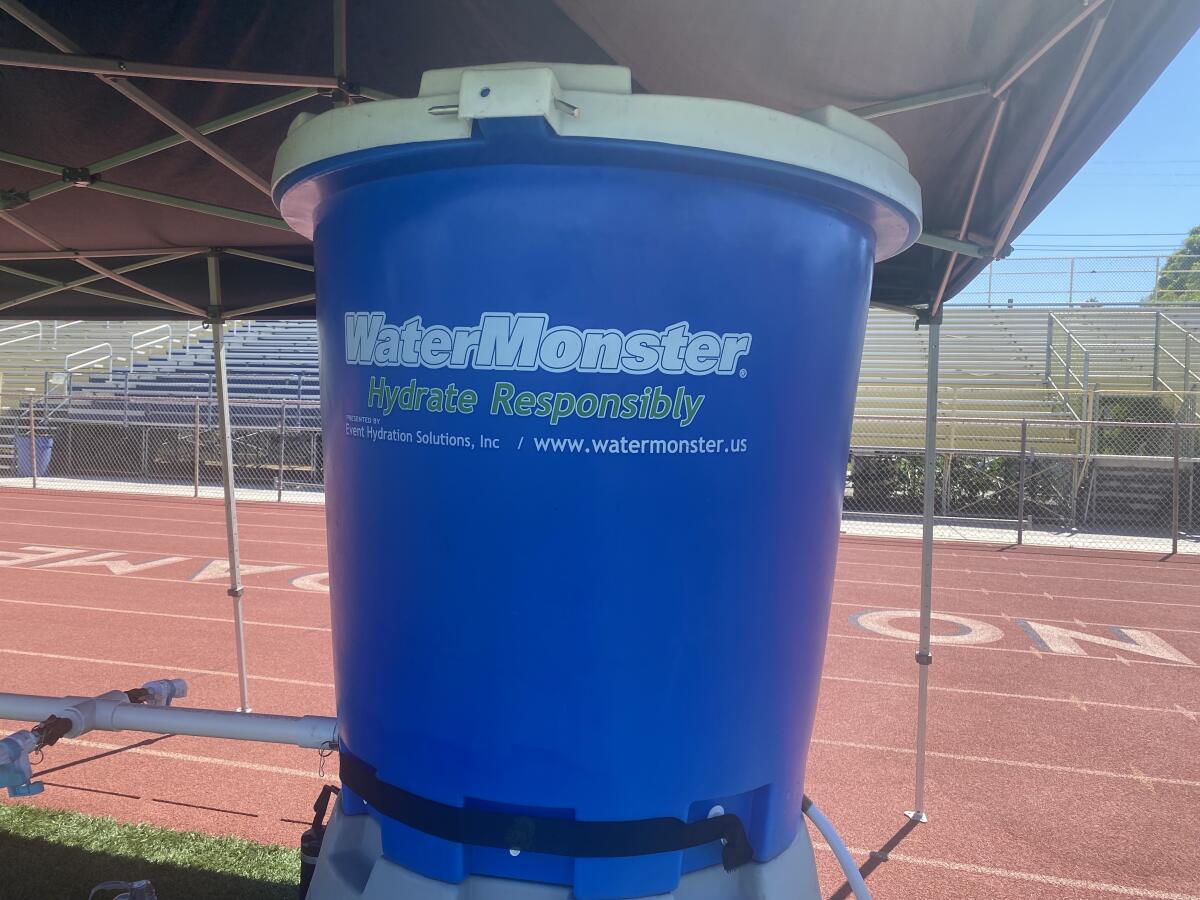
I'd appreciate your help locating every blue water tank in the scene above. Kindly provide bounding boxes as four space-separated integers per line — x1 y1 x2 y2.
274 63 920 900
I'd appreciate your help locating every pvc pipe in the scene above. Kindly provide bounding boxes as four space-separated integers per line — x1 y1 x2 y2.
0 693 337 750
803 797 872 900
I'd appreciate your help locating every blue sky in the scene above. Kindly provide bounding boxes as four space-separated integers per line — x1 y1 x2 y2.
1008 30 1200 258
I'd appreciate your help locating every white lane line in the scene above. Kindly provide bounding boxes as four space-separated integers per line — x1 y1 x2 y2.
0 488 326 520
835 577 1200 611
810 843 1200 900
0 537 323 570
0 596 331 633
0 647 335 688
811 738 1200 788
837 539 1197 575
830 600 1200 636
48 736 336 781
0 503 327 534
835 558 1197 590
0 558 325 597
0 519 327 551
5 602 1191 715
828 631 1199 669
819 674 1199 719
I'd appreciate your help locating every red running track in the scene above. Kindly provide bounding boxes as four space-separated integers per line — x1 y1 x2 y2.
1 487 1198 899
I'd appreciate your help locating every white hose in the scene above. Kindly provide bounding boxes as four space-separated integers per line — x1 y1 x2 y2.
0 692 337 750
803 796 872 900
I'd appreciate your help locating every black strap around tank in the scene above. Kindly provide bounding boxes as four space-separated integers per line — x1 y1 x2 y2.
337 748 754 871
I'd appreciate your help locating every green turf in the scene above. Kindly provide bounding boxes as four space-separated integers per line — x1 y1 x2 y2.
0 803 300 899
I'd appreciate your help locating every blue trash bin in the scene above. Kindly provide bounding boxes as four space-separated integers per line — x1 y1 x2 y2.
14 434 53 478
275 64 920 899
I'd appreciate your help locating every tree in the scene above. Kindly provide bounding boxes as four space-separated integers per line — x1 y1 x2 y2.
1149 225 1200 304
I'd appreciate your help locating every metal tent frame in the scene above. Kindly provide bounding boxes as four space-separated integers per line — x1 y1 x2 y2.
0 0 1181 834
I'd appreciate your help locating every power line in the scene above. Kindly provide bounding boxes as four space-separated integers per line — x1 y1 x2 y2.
1021 232 1189 237
1086 158 1200 164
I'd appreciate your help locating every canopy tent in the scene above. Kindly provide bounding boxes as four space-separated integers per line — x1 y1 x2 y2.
3 0 1198 833
1 0 1198 320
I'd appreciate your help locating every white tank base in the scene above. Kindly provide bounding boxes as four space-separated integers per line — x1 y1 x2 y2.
306 798 823 900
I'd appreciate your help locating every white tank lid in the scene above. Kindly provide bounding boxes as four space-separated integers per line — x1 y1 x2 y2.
273 63 921 258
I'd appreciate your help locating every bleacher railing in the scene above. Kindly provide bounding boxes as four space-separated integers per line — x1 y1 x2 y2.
1044 312 1091 417
130 323 173 357
1153 312 1200 398
0 320 41 349
64 342 113 378
51 320 82 347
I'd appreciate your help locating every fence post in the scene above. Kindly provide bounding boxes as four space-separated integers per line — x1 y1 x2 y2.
1017 419 1028 545
193 398 201 498
123 368 130 426
1081 351 1091 420
986 263 993 308
278 402 287 502
28 397 38 489
1184 334 1193 394
940 454 951 517
1151 310 1162 390
1152 255 1161 304
1043 314 1053 385
1065 335 1073 394
1067 257 1075 307
1176 422 1185 556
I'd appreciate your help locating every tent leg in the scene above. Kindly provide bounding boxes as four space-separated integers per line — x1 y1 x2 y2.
208 253 252 714
906 315 940 823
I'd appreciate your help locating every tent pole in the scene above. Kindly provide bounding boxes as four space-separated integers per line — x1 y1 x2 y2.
914 233 987 259
855 81 990 120
0 44 337 89
0 0 271 195
992 0 1110 97
906 311 941 824
333 0 349 106
0 149 60 174
208 252 252 714
13 90 318 213
904 89 1006 825
0 210 200 314
0 263 150 306
90 89 319 174
225 293 317 319
0 252 197 313
930 96 1009 316
224 249 315 272
88 181 290 231
0 248 209 261
992 5 1110 255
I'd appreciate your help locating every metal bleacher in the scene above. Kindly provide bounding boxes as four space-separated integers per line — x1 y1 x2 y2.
852 304 1200 455
60 320 321 429
8 305 1198 464
0 319 211 471
855 305 1081 455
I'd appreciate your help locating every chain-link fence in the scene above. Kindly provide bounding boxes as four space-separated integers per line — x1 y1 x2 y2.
958 253 1200 308
1 394 322 503
846 391 1199 554
3 388 1198 553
